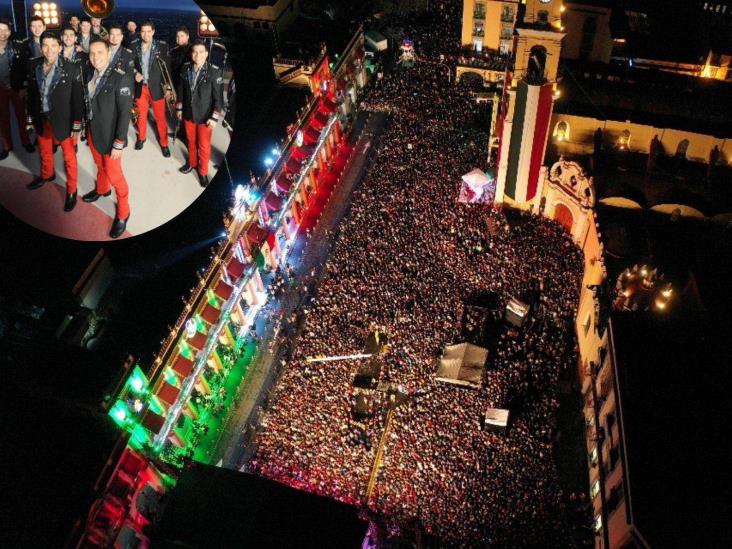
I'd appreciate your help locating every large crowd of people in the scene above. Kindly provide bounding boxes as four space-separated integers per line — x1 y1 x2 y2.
250 2 586 547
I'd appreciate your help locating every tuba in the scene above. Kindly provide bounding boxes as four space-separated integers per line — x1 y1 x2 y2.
80 0 115 18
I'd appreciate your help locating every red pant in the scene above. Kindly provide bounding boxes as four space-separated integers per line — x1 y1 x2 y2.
0 87 31 150
184 119 213 176
88 130 130 219
37 118 78 192
135 84 168 147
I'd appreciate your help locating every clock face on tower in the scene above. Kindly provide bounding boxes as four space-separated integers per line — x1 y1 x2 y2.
540 0 552 3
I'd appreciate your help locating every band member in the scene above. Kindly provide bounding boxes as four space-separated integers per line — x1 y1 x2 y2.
90 17 109 41
176 40 223 188
22 15 45 60
77 18 97 53
60 26 87 64
108 23 135 76
123 20 138 48
82 38 133 239
25 31 83 212
132 21 171 157
0 18 34 158
170 26 191 90
69 16 80 34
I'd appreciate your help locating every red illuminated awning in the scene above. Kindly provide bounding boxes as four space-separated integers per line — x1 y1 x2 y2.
264 192 283 213
172 354 195 377
200 303 221 325
319 97 337 113
226 256 245 281
141 411 166 434
267 231 278 250
246 223 268 248
188 330 207 351
285 157 302 174
157 382 180 406
214 279 234 301
304 125 321 145
275 174 294 195
313 111 330 127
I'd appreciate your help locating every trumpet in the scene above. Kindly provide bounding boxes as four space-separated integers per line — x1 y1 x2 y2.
131 105 140 125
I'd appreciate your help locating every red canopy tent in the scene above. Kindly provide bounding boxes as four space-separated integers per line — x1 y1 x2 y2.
226 256 246 282
246 223 268 249
156 382 181 406
285 156 302 174
303 125 321 145
275 173 294 195
200 303 221 325
172 354 195 378
263 192 283 213
214 279 234 301
311 110 330 129
321 97 337 113
141 411 166 435
187 330 207 351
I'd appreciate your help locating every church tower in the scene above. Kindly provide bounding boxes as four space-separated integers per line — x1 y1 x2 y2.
495 0 565 208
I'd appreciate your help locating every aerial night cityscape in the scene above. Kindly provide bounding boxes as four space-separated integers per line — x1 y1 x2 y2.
0 0 730 548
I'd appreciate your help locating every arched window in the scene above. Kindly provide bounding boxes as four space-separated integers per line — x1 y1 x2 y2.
554 121 570 142
617 129 631 150
527 45 548 81
676 139 690 158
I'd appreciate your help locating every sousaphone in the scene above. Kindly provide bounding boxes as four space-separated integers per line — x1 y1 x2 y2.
80 0 115 19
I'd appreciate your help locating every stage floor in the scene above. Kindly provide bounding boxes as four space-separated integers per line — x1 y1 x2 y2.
0 110 230 241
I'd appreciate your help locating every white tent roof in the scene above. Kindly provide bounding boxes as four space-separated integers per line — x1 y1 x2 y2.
435 343 488 389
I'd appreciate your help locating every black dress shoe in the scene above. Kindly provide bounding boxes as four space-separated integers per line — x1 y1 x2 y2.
53 144 58 154
82 189 112 203
161 146 171 158
109 215 129 239
26 174 55 190
134 139 145 150
198 173 209 188
23 143 35 153
179 163 194 174
0 149 8 160
64 191 77 212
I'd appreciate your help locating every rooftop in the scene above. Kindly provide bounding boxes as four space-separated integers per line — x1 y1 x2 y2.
153 465 367 548
555 61 732 138
610 309 732 548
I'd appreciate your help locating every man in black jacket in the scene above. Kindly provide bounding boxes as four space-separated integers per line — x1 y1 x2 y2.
170 26 191 91
176 41 224 187
132 20 172 157
60 25 88 64
25 32 83 211
81 38 133 239
108 23 135 77
0 18 34 158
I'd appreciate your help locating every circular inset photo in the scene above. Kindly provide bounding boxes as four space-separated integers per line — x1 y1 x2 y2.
0 1 233 240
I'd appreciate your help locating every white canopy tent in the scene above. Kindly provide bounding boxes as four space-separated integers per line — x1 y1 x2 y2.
459 168 496 204
435 343 489 389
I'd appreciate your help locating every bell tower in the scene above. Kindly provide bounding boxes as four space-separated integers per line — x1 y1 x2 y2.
494 0 564 208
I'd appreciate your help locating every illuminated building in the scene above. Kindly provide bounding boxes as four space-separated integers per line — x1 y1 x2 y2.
494 0 565 207
461 0 519 53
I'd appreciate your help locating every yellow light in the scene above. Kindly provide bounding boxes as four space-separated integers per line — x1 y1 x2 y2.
34 10 42 16
662 288 672 298
49 2 56 7
655 299 666 310
201 15 208 23
209 24 216 32
200 23 207 31
560 5 566 12
33 2 41 9
41 2 48 8
51 17 58 24
50 9 57 16
43 11 49 17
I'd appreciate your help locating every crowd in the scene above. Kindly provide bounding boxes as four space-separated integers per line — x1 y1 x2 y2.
250 2 586 547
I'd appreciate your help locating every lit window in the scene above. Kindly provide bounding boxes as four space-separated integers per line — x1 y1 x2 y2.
617 129 631 149
591 479 600 499
554 120 569 141
594 514 603 532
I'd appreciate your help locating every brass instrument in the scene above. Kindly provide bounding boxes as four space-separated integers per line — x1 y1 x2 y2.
131 105 139 125
80 0 115 18
157 56 178 143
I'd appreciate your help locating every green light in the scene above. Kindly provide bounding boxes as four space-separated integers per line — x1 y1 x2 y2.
126 366 149 396
115 408 127 421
